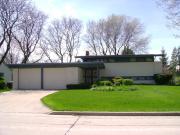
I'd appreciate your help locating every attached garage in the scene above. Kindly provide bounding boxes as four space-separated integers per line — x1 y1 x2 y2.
8 62 104 90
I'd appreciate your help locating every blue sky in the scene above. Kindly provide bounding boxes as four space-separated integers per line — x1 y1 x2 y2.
33 0 180 57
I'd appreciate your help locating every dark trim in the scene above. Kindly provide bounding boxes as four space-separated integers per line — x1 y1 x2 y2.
41 68 44 89
17 68 19 89
7 62 105 69
76 54 163 59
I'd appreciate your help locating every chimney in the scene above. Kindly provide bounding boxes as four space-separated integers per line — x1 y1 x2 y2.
86 51 89 56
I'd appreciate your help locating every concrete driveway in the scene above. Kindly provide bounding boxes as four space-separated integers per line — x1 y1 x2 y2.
0 90 180 135
0 90 55 113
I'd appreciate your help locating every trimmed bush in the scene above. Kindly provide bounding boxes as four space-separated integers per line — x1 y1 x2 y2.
66 83 91 89
93 86 114 91
0 77 4 81
0 80 5 89
112 76 123 86
154 74 173 85
113 79 124 86
91 83 97 88
92 85 138 91
175 77 180 86
7 81 13 89
123 79 134 85
97 80 113 86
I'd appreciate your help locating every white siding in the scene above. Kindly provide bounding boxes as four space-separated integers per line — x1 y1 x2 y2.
19 68 41 90
77 68 84 83
100 62 162 77
43 67 80 90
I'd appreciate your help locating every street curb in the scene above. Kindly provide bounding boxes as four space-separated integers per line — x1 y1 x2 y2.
49 111 180 116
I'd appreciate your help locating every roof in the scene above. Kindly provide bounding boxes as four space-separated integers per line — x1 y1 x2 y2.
76 54 163 59
7 62 105 69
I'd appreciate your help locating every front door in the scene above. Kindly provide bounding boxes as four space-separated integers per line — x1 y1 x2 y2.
84 69 99 84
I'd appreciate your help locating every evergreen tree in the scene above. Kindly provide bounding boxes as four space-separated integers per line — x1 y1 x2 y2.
122 47 135 55
170 47 178 73
160 47 168 68
177 46 180 66
177 46 180 73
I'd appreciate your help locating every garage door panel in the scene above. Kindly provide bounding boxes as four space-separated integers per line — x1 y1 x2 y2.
19 68 41 89
44 68 78 90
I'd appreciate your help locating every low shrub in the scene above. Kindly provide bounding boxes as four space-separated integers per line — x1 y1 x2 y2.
113 79 124 86
123 79 134 85
97 80 113 86
154 73 173 85
7 81 13 89
0 80 5 89
91 83 97 88
93 86 114 91
66 83 91 89
0 77 4 81
92 85 138 91
175 77 180 86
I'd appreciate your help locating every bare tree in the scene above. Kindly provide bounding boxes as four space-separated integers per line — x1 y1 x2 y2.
84 21 99 55
41 20 67 63
62 17 82 62
158 0 180 29
158 0 180 38
0 0 28 64
85 15 149 55
13 6 47 63
1 42 21 64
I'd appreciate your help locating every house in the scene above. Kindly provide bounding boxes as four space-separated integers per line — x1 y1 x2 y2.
8 53 162 90
0 64 12 83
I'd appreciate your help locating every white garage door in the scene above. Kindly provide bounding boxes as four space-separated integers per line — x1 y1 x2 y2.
19 68 41 89
43 68 79 89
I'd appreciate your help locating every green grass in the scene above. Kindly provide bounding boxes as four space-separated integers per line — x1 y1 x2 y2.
41 85 180 112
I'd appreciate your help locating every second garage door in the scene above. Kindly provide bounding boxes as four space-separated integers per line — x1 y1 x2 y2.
43 67 80 89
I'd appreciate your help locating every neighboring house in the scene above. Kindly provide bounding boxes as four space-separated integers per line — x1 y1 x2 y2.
8 53 163 90
0 64 12 83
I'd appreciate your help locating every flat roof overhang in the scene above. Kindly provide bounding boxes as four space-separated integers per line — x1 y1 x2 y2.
7 62 105 69
76 54 163 59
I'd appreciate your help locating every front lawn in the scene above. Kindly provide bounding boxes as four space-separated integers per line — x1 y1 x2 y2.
41 85 180 112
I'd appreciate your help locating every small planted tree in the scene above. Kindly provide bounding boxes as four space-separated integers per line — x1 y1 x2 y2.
160 47 168 73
